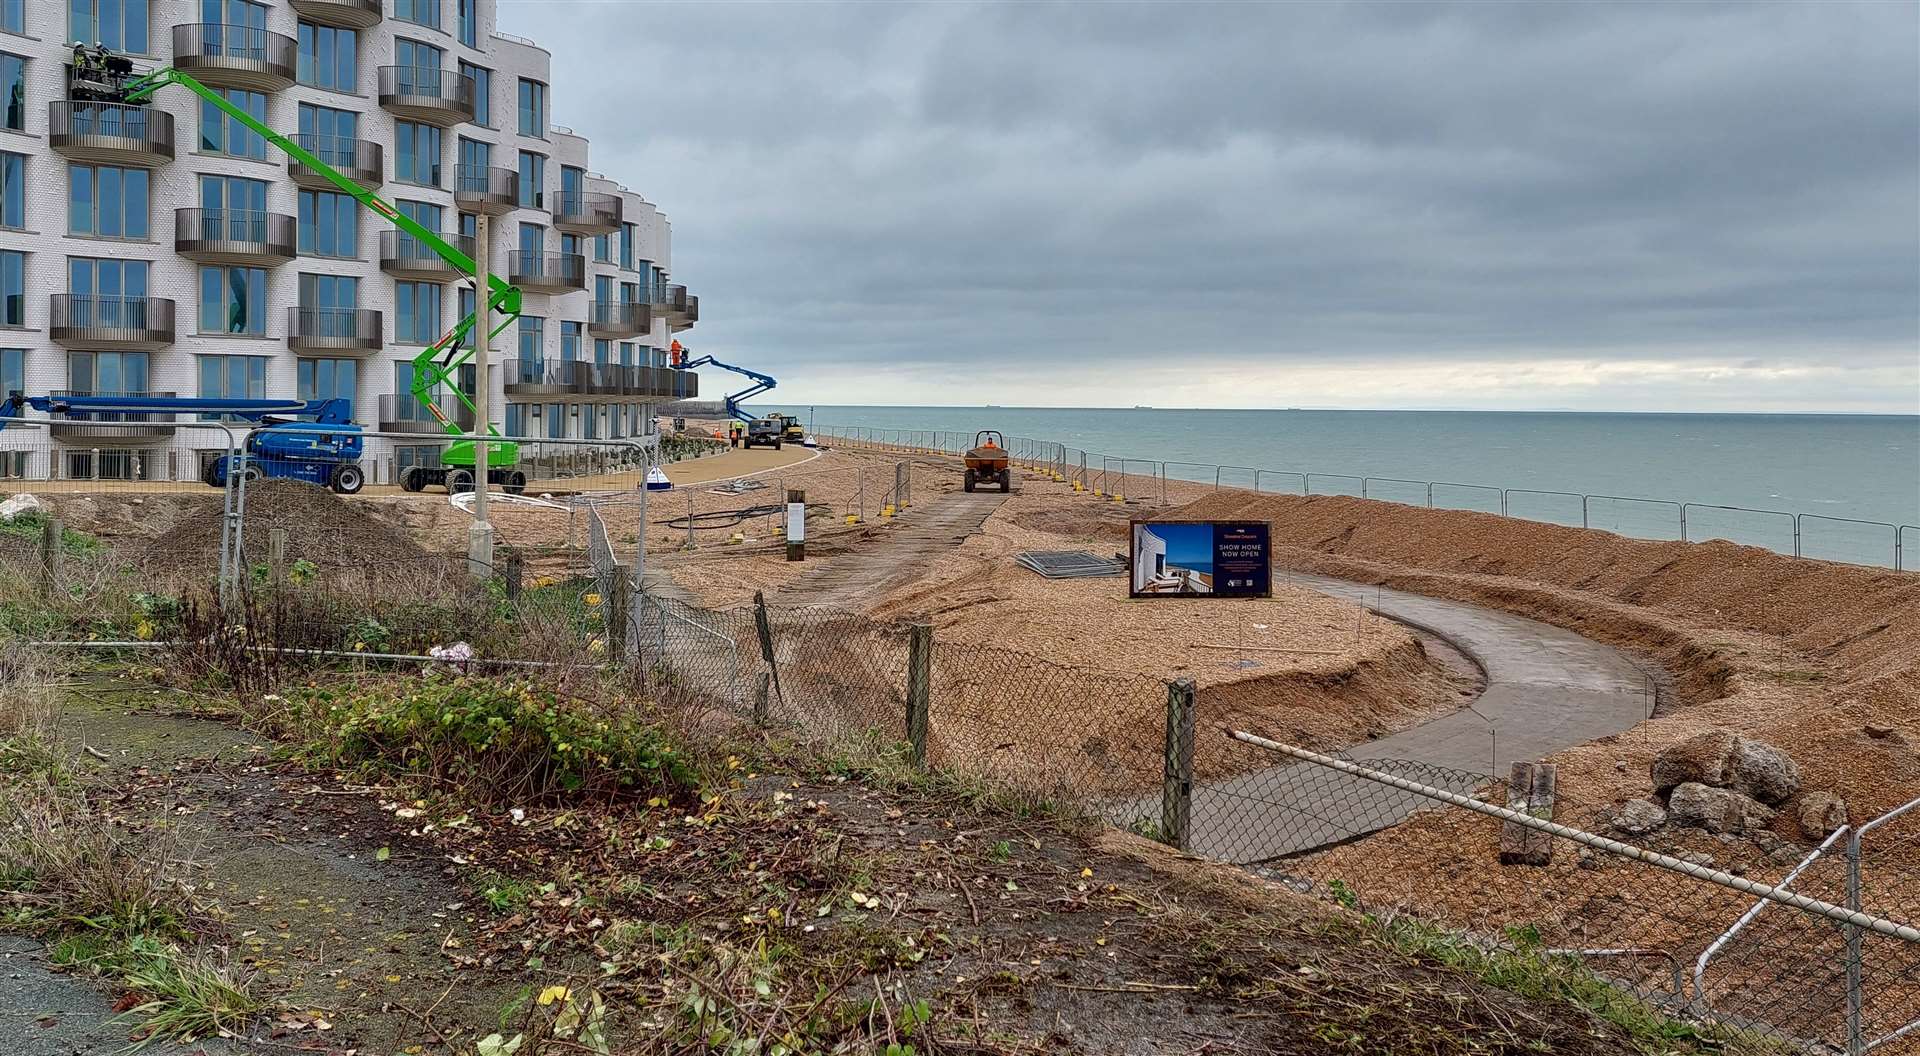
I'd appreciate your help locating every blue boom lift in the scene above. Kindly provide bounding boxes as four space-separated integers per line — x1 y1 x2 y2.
1 394 365 492
670 341 799 446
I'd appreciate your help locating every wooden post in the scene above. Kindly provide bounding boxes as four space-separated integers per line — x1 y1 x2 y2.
267 527 288 583
39 516 60 596
785 489 805 562
906 622 932 769
1499 761 1558 866
606 572 631 660
752 590 784 708
1161 678 1196 850
503 549 524 600
753 671 771 727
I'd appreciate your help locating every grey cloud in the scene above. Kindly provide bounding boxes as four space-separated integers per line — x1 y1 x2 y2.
507 0 1919 409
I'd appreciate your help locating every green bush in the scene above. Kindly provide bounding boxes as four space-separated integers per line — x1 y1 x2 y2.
290 675 698 805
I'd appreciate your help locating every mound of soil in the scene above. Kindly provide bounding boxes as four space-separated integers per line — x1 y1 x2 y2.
166 479 431 571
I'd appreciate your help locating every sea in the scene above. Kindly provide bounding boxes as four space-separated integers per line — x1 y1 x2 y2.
763 407 1920 566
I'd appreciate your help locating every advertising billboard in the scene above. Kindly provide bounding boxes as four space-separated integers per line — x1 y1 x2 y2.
1129 520 1272 598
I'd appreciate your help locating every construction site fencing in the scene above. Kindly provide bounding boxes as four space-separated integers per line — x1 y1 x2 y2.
652 456 913 553
1214 733 1920 1054
816 427 1918 571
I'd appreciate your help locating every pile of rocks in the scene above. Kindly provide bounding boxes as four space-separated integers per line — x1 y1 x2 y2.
1608 729 1847 852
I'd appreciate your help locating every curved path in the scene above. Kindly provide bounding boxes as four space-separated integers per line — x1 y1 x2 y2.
1177 572 1657 864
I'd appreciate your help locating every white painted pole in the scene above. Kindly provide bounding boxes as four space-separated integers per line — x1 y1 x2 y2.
467 213 495 579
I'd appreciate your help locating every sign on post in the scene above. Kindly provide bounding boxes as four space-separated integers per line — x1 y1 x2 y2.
1129 520 1272 598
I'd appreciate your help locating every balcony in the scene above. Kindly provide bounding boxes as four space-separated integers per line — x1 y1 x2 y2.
501 360 700 400
377 66 477 127
47 391 179 443
662 284 700 328
379 230 478 281
172 24 297 92
289 0 382 29
507 251 586 293
378 392 474 435
49 296 176 351
49 102 174 166
174 208 297 266
553 191 623 235
289 134 383 189
452 165 519 216
288 307 383 355
587 301 649 338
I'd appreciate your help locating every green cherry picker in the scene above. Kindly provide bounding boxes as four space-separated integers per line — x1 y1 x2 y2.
105 50 527 494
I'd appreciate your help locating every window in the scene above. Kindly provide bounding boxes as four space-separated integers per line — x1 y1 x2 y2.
517 222 543 256
1 54 22 132
561 320 581 362
0 151 21 229
460 62 491 126
560 165 584 208
201 0 264 31
297 357 358 417
298 190 358 258
69 164 150 238
397 199 443 231
517 78 545 137
621 281 639 305
396 444 443 472
0 348 23 401
196 354 267 419
2 0 20 35
395 38 443 73
297 272 358 311
395 120 442 186
0 250 19 326
66 449 153 480
546 402 565 438
594 275 613 304
560 233 581 259
395 0 440 31
67 258 150 328
619 341 634 367
298 103 358 167
592 338 609 365
582 404 597 439
199 88 267 159
199 173 266 214
504 403 525 437
517 151 543 209
395 281 442 344
456 0 476 46
458 212 476 240
517 315 544 364
71 0 149 54
198 266 267 335
620 223 635 270
67 349 150 396
593 233 613 263
296 22 357 91
456 136 490 184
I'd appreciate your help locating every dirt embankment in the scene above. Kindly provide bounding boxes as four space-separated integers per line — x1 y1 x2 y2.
1163 492 1920 817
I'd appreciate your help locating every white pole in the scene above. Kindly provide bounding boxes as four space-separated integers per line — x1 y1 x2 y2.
467 213 495 579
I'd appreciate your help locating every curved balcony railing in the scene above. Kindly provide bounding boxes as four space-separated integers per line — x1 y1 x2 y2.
49 101 174 165
288 134 383 187
49 295 176 350
377 65 477 126
587 301 649 337
172 23 297 91
287 307 383 354
452 165 519 215
289 0 382 29
174 207 297 265
378 230 477 279
378 392 474 434
507 251 586 292
553 191 623 234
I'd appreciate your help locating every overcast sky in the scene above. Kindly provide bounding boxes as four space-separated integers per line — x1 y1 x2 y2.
502 1 1920 413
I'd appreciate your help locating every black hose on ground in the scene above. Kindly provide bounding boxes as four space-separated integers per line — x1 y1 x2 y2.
663 502 836 530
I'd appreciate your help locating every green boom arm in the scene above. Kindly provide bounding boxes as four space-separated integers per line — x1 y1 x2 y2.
125 66 521 467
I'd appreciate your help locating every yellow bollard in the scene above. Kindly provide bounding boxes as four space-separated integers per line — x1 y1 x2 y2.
1073 481 1084 492
1112 494 1125 503
845 514 860 525
882 505 895 518
1094 488 1104 497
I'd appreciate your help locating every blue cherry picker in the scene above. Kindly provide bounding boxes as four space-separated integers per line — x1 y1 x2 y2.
15 46 527 495
668 340 794 448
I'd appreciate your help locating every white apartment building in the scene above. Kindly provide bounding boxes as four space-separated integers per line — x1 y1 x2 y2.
0 0 699 483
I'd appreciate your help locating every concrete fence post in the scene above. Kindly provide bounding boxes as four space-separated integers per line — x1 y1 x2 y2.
906 622 932 769
1161 677 1196 850
1499 761 1558 866
39 516 61 596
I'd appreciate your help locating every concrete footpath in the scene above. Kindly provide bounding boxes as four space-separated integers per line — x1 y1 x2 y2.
1172 572 1656 864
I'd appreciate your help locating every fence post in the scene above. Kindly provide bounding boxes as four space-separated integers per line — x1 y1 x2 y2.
786 488 805 561
39 516 61 596
606 571 631 658
1499 761 1557 866
685 489 695 550
752 590 784 708
267 527 289 583
1161 678 1196 850
504 548 524 600
753 671 771 727
906 622 932 769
